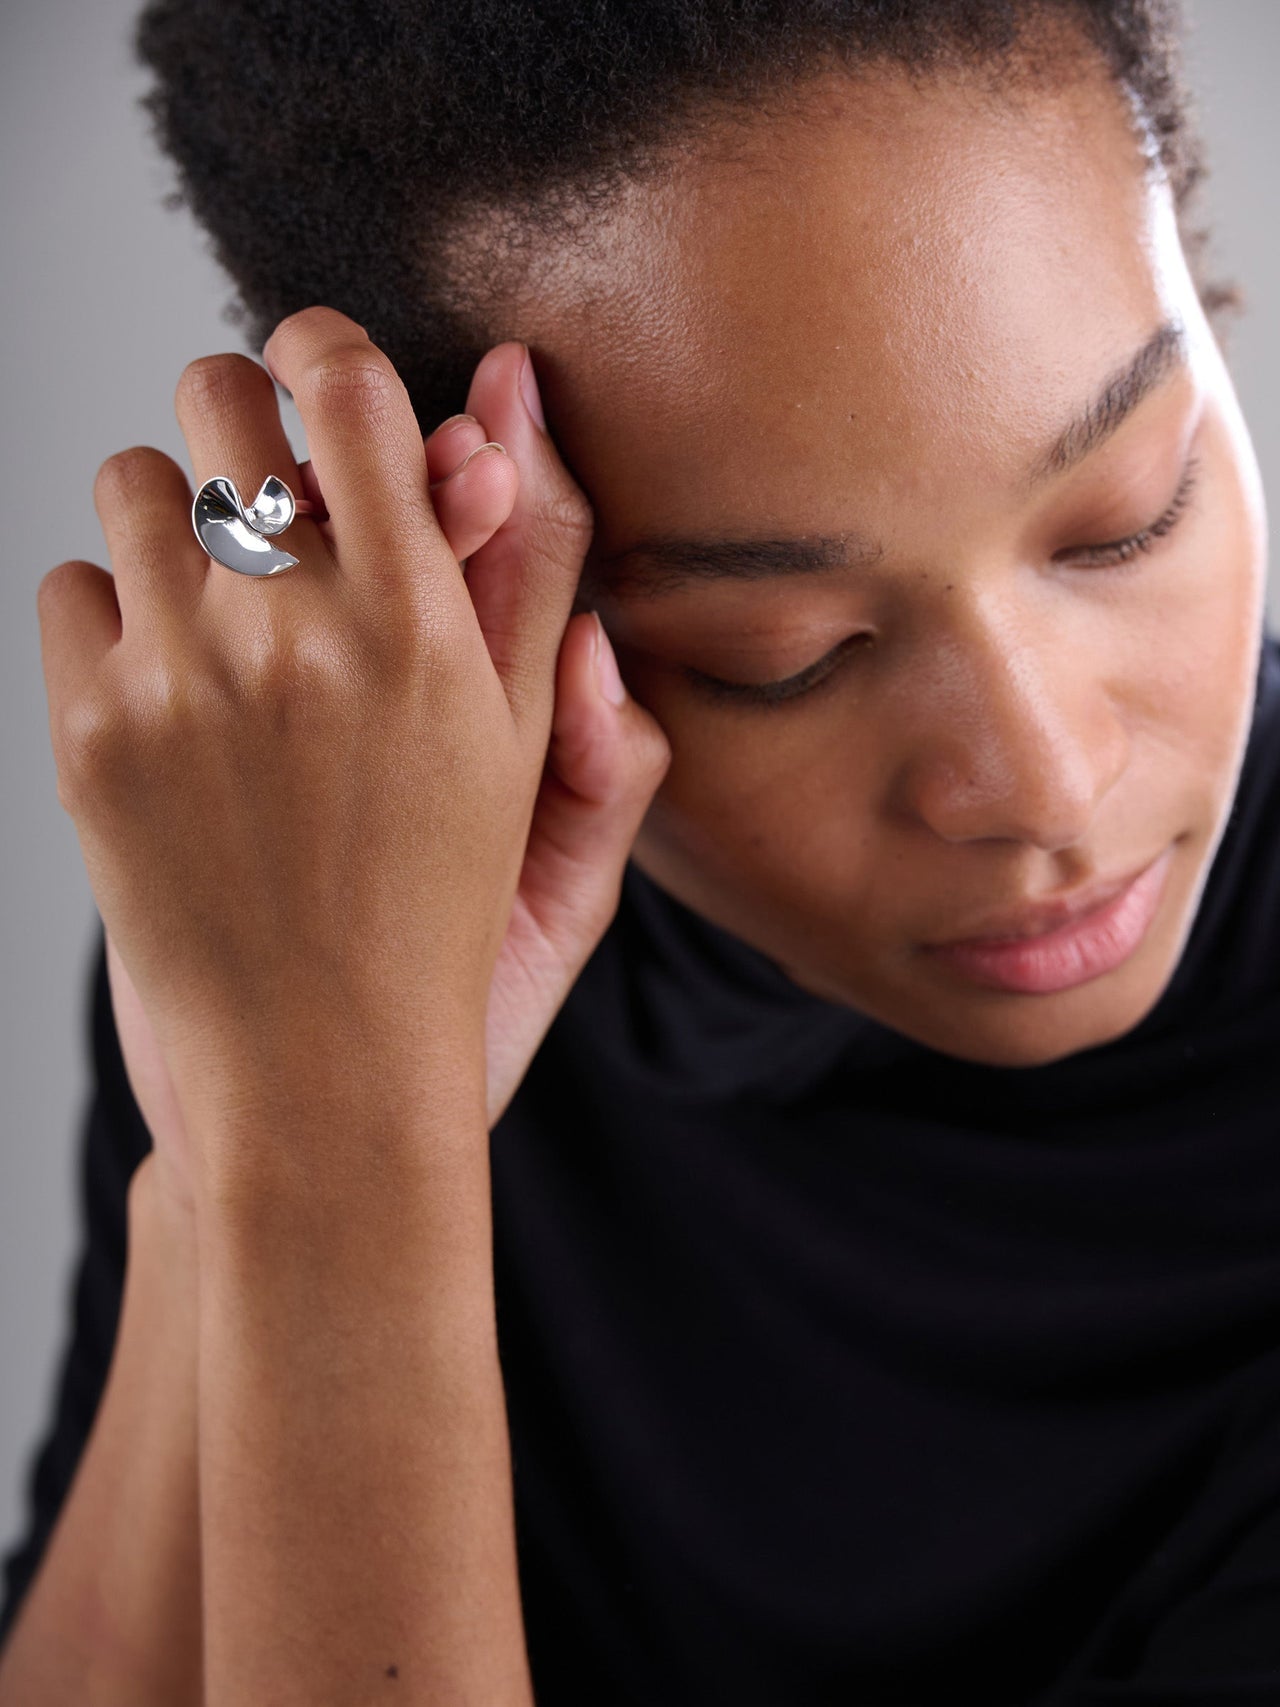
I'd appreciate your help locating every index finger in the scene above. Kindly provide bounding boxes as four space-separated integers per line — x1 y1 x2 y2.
261 307 462 614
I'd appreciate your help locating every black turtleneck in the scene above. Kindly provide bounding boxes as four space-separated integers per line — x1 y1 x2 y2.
4 634 1280 1704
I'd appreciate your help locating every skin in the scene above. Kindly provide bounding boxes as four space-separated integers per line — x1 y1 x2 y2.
465 49 1269 1068
7 35 1269 1701
25 325 604 1706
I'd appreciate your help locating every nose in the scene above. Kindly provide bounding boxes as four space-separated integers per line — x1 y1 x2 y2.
893 605 1130 850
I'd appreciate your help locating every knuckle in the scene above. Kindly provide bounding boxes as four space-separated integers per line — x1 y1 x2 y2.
55 690 122 799
530 486 594 563
619 720 672 794
93 445 168 507
235 619 356 728
640 724 673 778
298 348 399 416
56 661 207 807
131 656 198 733
175 351 266 416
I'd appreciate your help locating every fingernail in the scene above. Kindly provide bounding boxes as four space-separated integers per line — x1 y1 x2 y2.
460 439 506 466
519 345 546 430
428 440 507 490
593 612 626 706
437 412 481 433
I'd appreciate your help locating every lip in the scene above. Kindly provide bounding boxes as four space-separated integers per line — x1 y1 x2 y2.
921 845 1175 995
929 854 1165 946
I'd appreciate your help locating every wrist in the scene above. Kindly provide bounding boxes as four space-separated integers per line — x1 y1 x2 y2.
127 1153 200 1291
191 1099 491 1259
183 1036 488 1181
128 1150 194 1235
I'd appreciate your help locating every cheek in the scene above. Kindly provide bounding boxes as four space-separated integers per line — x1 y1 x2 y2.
639 723 800 873
1118 415 1266 802
635 693 886 910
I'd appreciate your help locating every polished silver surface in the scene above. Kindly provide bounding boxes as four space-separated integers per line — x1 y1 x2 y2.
243 473 297 535
191 474 303 575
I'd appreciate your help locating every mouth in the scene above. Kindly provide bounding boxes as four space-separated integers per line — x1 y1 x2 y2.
920 845 1176 996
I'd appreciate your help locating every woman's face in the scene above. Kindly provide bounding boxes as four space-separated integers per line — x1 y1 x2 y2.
482 56 1268 1066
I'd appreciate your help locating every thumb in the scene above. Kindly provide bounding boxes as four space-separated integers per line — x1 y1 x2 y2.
460 342 593 733
517 610 672 955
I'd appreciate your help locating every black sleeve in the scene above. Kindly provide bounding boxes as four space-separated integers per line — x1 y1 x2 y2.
0 923 152 1653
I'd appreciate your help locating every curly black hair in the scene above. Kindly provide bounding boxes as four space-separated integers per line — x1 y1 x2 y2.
132 0 1239 430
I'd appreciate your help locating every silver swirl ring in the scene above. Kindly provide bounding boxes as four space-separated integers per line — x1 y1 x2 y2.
191 474 317 576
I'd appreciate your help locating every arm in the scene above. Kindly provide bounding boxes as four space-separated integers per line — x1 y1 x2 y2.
0 1153 201 1705
195 1100 533 1706
31 305 659 1701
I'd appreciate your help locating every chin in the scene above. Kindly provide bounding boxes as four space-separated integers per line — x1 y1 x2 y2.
778 953 1176 1069
916 1008 1152 1070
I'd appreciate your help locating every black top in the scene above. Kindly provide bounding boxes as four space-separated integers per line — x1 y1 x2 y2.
4 633 1280 1705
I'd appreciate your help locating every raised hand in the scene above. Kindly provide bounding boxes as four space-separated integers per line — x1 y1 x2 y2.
415 388 674 1128
41 307 669 1211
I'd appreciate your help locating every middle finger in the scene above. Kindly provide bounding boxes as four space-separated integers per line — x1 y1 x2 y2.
289 414 490 538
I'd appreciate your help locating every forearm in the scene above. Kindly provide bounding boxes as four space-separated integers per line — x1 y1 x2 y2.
195 1098 534 1706
0 1154 202 1705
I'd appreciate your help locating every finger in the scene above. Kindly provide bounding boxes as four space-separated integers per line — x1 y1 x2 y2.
294 414 490 521
430 443 520 566
458 342 594 732
35 559 123 796
517 611 671 943
294 458 330 522
425 414 489 486
261 306 461 617
90 445 203 636
173 351 325 623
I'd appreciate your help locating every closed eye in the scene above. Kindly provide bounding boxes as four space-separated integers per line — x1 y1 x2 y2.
1056 453 1201 567
681 633 872 706
682 454 1202 712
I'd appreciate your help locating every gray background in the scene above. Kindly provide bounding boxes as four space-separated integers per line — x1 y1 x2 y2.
1 0 1278 1567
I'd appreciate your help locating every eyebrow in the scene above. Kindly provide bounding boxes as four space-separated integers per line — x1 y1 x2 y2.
580 318 1189 602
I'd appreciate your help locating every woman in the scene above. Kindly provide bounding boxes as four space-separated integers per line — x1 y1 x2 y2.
1 0 1277 1700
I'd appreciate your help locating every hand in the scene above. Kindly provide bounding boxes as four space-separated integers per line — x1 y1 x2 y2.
38 307 668 1199
101 388 670 1216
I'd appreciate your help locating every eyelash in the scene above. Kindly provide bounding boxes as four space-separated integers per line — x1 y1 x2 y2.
684 455 1203 710
1067 454 1202 567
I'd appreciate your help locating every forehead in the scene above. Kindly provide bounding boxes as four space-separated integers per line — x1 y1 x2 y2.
488 58 1185 541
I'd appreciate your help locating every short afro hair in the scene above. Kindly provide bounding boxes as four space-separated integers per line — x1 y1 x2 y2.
132 0 1239 429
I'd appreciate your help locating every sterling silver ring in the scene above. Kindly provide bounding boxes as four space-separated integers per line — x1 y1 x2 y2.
191 474 318 576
